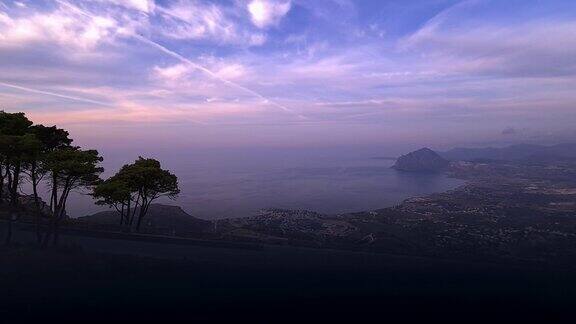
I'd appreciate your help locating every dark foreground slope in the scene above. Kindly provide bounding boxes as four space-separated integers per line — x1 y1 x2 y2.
2 151 576 322
2 223 576 323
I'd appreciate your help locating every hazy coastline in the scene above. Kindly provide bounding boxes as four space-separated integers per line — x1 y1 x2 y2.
66 147 464 219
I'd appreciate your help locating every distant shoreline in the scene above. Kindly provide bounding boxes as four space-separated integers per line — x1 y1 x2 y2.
371 156 397 160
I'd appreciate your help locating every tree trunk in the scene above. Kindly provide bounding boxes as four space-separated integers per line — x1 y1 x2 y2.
0 164 4 203
129 196 140 232
9 163 20 207
119 204 125 226
51 187 70 247
43 209 61 248
6 168 12 203
43 176 58 249
43 178 69 248
50 174 58 214
4 163 20 245
136 200 152 233
31 165 43 244
125 199 131 232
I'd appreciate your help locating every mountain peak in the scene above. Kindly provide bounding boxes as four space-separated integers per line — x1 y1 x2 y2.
393 148 449 172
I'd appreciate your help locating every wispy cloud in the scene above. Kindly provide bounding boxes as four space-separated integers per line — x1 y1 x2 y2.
95 0 155 13
48 0 306 120
155 0 267 46
247 0 291 29
0 81 111 106
0 4 116 50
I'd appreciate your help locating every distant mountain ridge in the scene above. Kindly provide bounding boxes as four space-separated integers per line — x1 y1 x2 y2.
440 143 576 162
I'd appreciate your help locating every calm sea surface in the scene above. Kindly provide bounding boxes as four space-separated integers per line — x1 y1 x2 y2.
65 147 464 219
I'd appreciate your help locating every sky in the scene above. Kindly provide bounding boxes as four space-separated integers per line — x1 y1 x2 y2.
0 0 575 150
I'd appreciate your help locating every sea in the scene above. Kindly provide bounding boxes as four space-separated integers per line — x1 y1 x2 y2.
64 146 464 219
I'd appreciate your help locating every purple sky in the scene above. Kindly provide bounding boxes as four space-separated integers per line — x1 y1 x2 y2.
0 0 575 150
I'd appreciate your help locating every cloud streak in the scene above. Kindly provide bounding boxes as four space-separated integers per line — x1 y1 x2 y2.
0 81 111 106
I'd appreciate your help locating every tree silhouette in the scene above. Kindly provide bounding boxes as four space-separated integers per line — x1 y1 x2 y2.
0 111 36 245
42 147 103 247
23 125 73 243
94 157 179 233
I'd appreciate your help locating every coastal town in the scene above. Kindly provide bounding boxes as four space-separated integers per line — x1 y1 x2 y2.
214 150 576 265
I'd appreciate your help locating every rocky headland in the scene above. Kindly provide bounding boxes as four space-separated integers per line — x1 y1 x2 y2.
392 147 449 172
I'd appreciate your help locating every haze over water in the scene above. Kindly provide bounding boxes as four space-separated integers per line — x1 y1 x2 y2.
64 146 464 219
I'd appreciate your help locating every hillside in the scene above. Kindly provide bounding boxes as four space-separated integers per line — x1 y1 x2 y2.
79 204 211 234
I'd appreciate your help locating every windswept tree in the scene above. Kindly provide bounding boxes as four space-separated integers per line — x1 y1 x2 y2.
128 158 180 232
23 125 73 242
42 147 103 246
94 157 179 232
93 176 132 227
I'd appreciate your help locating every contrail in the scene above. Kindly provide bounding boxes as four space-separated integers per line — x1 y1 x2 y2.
55 0 307 120
0 81 111 106
133 35 306 119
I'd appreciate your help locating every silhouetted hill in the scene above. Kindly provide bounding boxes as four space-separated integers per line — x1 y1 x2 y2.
392 148 449 172
441 143 576 162
79 204 211 234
